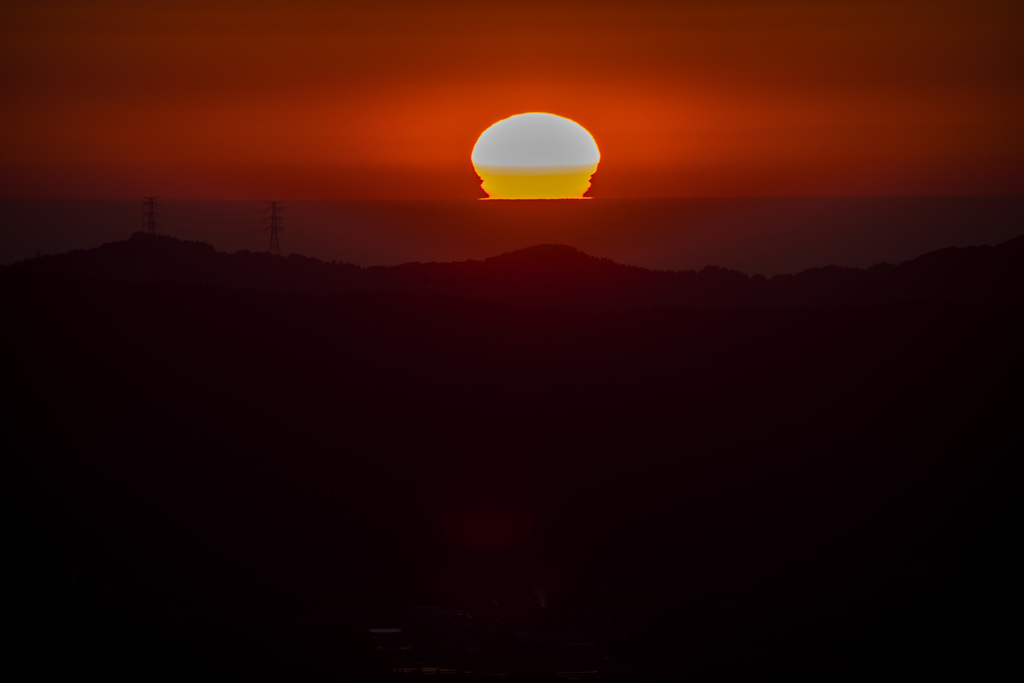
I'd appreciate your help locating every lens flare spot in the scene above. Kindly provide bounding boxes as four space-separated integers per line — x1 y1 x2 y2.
441 507 536 551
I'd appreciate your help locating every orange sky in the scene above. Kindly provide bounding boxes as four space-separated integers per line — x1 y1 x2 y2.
2 0 1022 199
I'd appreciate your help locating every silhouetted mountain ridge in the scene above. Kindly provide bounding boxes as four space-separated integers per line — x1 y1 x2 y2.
9 230 1024 308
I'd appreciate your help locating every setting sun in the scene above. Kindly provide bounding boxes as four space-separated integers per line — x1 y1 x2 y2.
472 113 601 199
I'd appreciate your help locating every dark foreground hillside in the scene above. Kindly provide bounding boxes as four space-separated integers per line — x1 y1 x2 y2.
14 230 1024 308
2 241 1022 680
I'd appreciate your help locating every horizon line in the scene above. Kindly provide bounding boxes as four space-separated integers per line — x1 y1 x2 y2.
2 192 1022 202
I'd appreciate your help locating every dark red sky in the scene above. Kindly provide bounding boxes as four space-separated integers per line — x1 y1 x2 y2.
2 0 1022 199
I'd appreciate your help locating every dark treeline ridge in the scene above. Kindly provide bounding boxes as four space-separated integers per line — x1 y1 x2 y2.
11 230 1024 308
2 233 1022 680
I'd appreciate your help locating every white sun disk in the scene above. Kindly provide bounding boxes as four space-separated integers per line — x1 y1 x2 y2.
472 113 600 170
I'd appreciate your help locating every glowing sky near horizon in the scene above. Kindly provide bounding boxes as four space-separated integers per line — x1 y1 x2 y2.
0 0 1021 199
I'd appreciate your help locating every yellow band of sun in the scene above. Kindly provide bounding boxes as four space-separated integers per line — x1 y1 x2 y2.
475 164 598 200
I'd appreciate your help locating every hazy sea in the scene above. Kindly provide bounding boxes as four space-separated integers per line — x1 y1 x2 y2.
3 195 1023 274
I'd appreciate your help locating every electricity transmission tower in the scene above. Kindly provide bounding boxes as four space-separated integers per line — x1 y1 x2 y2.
266 201 284 256
142 196 159 234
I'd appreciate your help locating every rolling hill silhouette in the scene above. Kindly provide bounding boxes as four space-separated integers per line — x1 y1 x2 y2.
11 230 1024 309
2 232 1021 679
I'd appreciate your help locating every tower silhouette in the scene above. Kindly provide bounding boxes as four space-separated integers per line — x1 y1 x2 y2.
142 196 159 234
266 201 284 256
